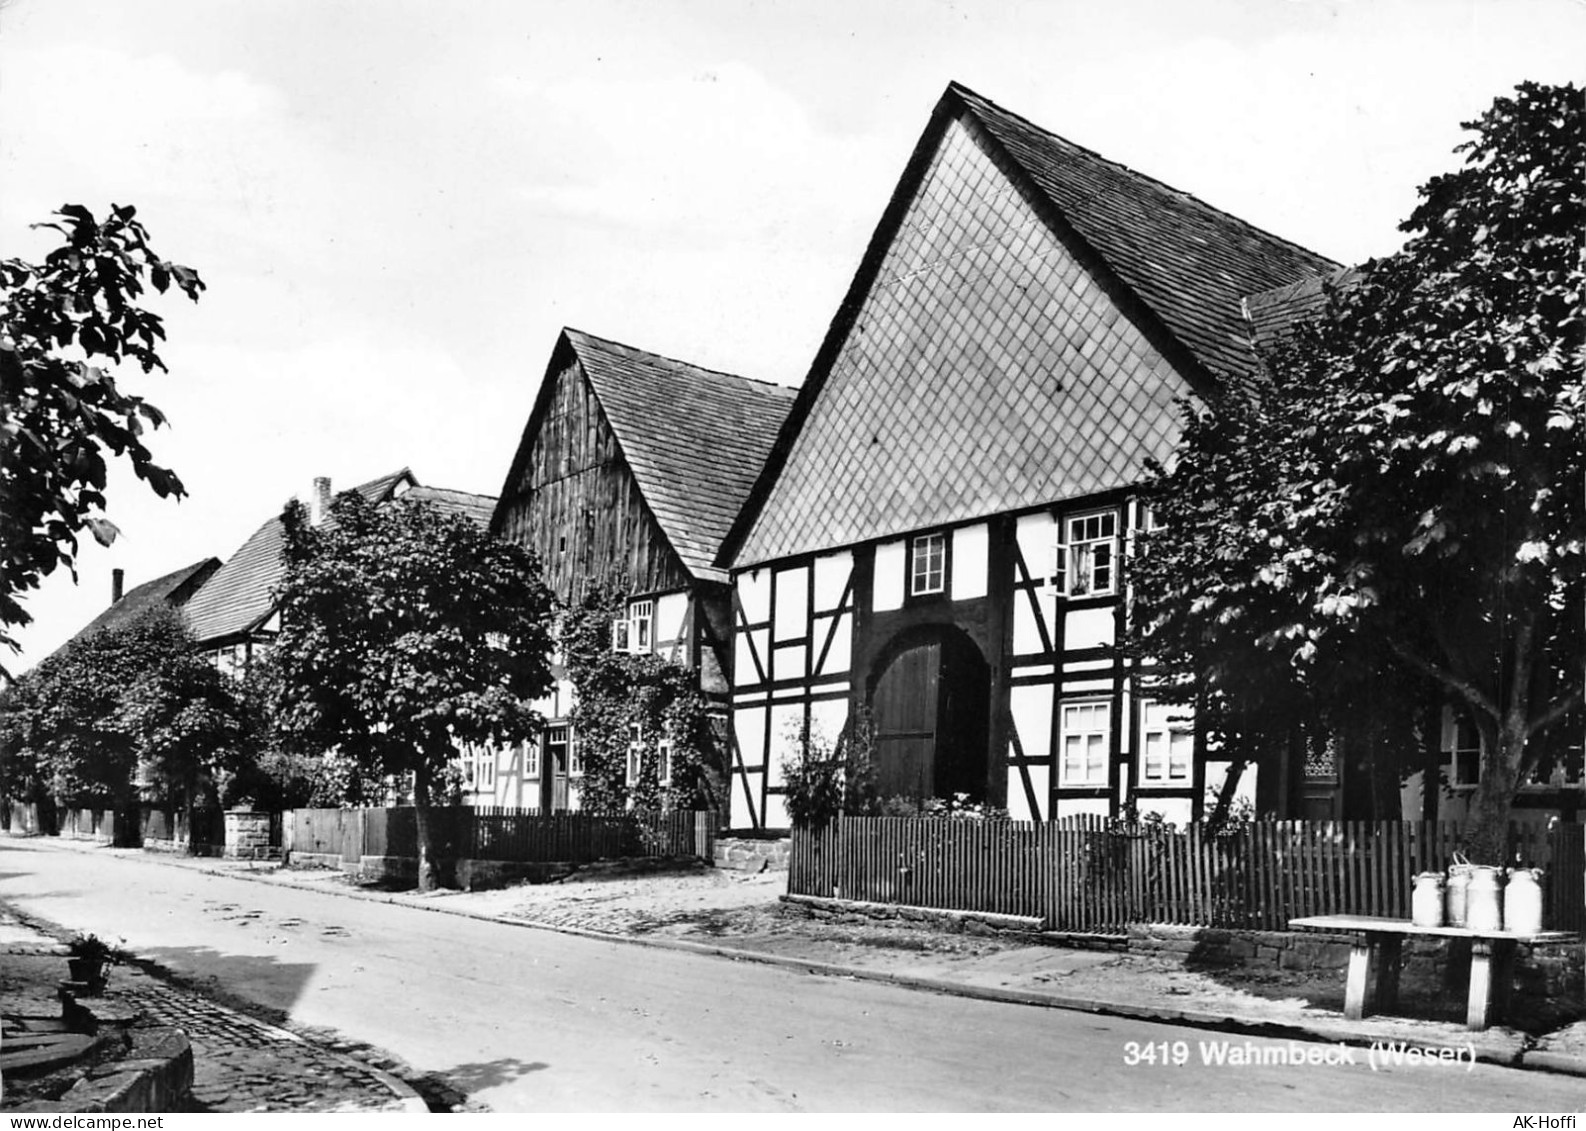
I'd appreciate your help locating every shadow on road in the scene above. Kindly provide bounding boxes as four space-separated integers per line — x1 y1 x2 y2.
441 1056 551 1092
119 942 320 1025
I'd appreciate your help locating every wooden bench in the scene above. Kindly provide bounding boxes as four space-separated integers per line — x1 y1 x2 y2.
1288 914 1580 1030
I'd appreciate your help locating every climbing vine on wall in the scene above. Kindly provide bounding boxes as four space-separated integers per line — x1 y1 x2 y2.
562 588 715 814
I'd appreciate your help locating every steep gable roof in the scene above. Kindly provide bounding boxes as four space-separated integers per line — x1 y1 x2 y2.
494 328 796 586
723 82 1338 568
953 84 1340 384
182 469 419 646
53 558 221 658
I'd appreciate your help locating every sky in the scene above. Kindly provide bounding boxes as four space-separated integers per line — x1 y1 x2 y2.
2 0 1582 674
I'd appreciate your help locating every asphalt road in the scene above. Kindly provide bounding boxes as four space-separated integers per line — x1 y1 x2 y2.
2 838 1581 1112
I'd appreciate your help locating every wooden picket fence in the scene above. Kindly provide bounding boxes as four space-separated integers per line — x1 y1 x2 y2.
788 816 1586 935
287 806 716 866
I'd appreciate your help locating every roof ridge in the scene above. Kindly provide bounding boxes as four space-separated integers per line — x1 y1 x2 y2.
947 81 1342 270
564 326 796 396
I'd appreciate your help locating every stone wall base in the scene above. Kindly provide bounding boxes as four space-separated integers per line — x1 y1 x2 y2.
715 835 790 872
783 898 1585 1027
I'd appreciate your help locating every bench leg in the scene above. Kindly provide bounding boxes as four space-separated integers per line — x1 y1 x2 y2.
1345 936 1375 1021
1374 934 1402 1012
1466 940 1496 1030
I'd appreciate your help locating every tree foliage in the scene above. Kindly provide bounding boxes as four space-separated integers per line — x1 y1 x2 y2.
1131 82 1584 857
271 490 556 888
0 205 204 659
0 607 244 825
561 588 718 815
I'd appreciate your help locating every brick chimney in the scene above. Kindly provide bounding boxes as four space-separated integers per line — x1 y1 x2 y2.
111 568 124 604
309 476 332 526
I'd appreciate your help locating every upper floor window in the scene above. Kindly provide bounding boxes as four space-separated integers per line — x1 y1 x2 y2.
1062 511 1118 597
1140 700 1193 784
631 600 653 652
1059 700 1111 786
910 532 946 596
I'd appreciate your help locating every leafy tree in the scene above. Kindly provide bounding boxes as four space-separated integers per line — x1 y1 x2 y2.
113 609 248 838
1131 82 1584 859
272 490 556 890
0 607 244 842
0 205 204 661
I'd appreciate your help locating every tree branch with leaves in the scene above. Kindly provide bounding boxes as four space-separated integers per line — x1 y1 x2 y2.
1 205 204 662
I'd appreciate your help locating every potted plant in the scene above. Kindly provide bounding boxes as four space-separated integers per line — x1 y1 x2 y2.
66 933 125 994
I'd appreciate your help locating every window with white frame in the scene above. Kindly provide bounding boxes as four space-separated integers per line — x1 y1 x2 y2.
476 746 495 791
656 739 672 786
568 731 583 776
1061 511 1118 597
1140 700 1193 784
910 532 946 595
610 618 631 653
630 600 654 653
524 735 542 779
1059 700 1111 786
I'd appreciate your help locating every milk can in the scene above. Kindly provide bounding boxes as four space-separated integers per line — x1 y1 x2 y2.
1504 868 1544 935
1464 865 1505 932
1411 872 1446 927
1445 864 1473 927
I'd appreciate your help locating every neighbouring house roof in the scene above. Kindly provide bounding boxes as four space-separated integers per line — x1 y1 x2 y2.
723 82 1339 568
404 485 496 528
51 558 221 658
495 328 797 586
1242 266 1362 359
183 468 496 647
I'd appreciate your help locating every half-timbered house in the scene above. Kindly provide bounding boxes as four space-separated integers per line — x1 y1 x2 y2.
487 328 797 811
718 82 1342 831
184 469 494 679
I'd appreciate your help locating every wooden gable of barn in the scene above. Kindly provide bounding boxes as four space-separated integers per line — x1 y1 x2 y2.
493 342 693 605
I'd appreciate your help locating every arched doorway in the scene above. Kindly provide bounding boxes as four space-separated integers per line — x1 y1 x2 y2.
868 627 992 805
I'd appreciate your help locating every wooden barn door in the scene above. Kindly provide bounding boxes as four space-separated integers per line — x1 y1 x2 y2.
871 641 941 802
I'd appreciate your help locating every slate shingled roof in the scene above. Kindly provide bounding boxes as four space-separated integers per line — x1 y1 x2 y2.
953 84 1340 384
723 82 1339 568
182 469 496 646
52 558 221 658
559 328 797 584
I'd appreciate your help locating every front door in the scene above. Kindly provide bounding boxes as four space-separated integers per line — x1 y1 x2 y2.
542 725 570 812
872 640 941 801
870 631 992 806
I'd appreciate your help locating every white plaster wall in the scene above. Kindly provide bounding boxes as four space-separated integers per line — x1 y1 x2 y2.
951 523 988 601
873 540 905 611
774 565 809 640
